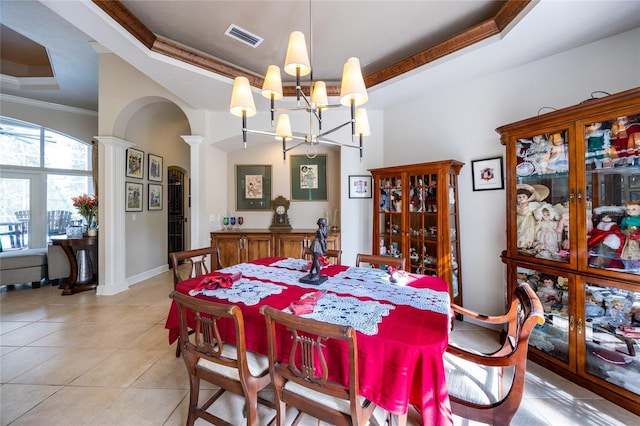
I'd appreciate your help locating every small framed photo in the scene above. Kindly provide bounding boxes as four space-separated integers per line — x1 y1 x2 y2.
236 165 272 210
471 156 504 191
148 184 163 210
125 182 143 211
348 175 372 198
290 154 327 201
148 153 163 182
629 174 640 189
126 148 144 179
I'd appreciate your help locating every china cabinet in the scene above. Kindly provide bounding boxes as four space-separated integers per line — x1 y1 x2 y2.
369 160 464 304
497 87 640 414
211 229 340 267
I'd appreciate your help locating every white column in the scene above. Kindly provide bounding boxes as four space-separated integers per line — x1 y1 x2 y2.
95 136 133 295
181 135 203 249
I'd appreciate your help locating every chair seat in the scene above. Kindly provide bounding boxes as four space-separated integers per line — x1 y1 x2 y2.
198 343 270 379
283 379 369 415
444 352 510 405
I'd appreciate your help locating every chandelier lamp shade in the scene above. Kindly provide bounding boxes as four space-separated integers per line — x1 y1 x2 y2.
229 30 370 159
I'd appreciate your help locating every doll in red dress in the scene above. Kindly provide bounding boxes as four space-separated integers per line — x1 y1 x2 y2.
587 206 626 269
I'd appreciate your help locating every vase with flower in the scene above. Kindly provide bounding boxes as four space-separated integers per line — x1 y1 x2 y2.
72 194 98 237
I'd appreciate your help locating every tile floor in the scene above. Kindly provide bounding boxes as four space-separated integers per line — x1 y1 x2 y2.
1 270 639 426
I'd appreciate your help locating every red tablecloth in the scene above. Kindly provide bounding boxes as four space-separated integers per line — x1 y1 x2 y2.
165 257 453 425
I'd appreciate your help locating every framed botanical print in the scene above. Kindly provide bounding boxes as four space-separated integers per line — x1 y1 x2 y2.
236 165 272 210
290 154 327 201
125 182 143 211
126 148 144 179
148 183 162 210
148 154 163 182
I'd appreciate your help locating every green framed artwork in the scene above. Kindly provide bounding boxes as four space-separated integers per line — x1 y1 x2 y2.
236 164 272 210
290 154 327 201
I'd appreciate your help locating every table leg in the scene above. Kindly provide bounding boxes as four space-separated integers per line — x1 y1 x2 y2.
58 244 97 295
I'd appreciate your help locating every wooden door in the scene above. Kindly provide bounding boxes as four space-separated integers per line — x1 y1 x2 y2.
214 234 242 266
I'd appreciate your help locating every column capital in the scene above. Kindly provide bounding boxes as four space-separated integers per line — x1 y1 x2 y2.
181 135 203 146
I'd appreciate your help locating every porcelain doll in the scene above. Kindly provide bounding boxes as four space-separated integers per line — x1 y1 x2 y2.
527 134 552 174
536 276 561 313
587 206 625 269
543 132 569 173
610 116 640 165
516 184 548 250
585 122 611 169
534 203 560 259
604 297 630 327
620 200 640 270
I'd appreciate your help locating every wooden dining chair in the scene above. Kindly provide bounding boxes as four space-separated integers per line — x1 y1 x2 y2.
261 305 384 426
170 291 275 426
169 246 223 289
355 253 406 271
442 282 544 426
301 246 343 265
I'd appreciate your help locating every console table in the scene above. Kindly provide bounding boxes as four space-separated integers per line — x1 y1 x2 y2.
50 236 98 295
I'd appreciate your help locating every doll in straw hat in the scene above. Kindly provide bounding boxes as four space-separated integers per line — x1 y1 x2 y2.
516 184 549 250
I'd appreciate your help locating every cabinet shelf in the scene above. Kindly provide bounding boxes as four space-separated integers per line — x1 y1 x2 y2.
497 87 640 415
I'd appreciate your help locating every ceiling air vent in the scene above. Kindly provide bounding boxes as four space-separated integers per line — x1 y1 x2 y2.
225 24 263 48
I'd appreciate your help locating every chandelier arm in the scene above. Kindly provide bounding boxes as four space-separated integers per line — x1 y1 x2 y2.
245 129 307 143
316 120 353 139
273 106 307 112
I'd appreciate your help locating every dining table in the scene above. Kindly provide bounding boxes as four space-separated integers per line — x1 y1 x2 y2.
165 257 453 426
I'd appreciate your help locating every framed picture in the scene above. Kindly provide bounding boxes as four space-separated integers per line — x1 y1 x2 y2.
471 156 504 191
148 153 163 182
126 148 144 179
348 175 372 199
148 184 163 210
125 182 143 211
629 174 640 189
290 154 327 201
236 165 272 210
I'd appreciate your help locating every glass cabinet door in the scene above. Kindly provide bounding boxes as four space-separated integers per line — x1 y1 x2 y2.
378 174 403 259
581 280 640 398
518 265 574 368
407 173 437 275
448 174 461 300
514 129 571 265
582 112 640 277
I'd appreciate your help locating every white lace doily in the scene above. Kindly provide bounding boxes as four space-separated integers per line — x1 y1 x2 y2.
288 292 394 335
270 258 308 270
218 262 450 315
188 278 285 306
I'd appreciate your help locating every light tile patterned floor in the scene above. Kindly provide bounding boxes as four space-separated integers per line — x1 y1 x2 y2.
1 270 639 425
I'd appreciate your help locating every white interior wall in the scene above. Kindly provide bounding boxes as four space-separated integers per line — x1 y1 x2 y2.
383 28 640 316
123 102 190 277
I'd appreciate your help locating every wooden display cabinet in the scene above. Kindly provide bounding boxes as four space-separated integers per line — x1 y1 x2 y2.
497 87 640 414
369 160 464 305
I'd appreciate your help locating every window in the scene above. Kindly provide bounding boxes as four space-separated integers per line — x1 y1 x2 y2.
0 116 93 250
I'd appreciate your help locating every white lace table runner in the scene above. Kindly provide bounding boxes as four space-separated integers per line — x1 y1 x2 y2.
218 262 450 315
287 292 394 336
188 278 285 306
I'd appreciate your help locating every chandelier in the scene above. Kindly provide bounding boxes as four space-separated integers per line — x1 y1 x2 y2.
229 30 371 159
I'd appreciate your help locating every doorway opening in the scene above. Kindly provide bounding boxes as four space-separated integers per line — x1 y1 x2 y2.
167 167 186 263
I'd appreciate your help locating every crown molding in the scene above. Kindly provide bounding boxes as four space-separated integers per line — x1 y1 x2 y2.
92 0 532 95
0 93 98 116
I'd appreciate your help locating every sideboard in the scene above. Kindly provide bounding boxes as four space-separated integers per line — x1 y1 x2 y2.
210 229 341 266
